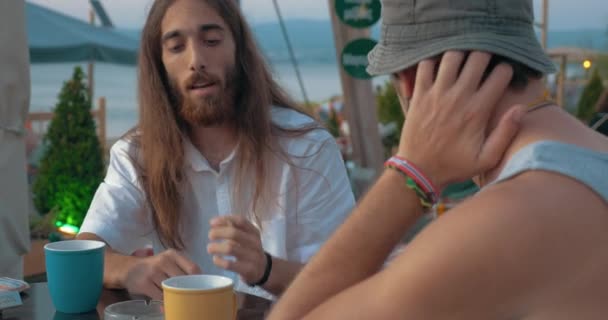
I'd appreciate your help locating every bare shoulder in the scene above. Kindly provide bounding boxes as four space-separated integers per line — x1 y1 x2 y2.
376 170 608 318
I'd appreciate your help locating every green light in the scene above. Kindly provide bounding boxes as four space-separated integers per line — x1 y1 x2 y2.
58 224 80 235
55 221 63 227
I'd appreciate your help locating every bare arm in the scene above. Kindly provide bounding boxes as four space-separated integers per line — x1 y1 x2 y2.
299 190 522 319
269 170 422 317
299 173 601 319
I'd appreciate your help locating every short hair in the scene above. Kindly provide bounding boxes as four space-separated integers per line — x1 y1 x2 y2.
392 52 544 91
484 54 543 90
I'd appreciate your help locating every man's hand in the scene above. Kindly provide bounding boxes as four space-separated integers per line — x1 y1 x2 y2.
398 51 525 190
207 215 267 285
123 249 201 300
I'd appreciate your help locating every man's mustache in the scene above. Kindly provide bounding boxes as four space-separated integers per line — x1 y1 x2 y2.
184 71 221 89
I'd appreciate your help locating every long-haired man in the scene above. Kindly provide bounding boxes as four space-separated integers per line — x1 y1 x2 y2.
78 0 354 300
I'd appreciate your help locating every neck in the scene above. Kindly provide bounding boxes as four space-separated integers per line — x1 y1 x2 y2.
489 79 547 128
476 79 550 186
188 123 238 170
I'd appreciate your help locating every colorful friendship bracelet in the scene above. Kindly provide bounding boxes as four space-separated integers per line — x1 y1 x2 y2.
390 156 439 196
385 157 439 210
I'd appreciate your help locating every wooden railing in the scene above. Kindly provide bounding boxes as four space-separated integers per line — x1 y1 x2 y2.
27 97 107 152
549 54 567 108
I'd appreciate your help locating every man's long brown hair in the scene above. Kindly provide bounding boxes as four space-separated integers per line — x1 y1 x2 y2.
133 0 318 249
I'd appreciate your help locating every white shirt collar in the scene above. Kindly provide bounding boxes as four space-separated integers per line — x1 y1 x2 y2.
183 136 239 173
181 106 316 173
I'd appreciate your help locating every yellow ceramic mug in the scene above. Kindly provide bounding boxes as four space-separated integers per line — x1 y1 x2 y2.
162 275 237 320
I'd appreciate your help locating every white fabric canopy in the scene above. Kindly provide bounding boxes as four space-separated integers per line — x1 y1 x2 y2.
0 0 31 280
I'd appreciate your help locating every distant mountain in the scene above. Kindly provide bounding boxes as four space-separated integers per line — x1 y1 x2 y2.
251 19 338 64
547 29 608 50
118 19 608 65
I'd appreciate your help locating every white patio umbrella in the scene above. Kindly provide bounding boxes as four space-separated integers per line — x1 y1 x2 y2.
0 0 31 280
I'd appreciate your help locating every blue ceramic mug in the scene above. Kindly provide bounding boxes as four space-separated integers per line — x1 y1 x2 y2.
44 240 105 314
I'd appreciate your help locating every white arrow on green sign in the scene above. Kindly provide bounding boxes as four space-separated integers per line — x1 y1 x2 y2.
335 0 381 29
341 38 378 79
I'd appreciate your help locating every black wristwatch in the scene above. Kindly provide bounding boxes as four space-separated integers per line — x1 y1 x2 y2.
249 252 272 287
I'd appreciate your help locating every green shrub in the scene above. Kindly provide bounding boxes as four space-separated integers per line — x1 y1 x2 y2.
376 81 404 151
32 67 104 228
576 69 605 122
326 108 341 138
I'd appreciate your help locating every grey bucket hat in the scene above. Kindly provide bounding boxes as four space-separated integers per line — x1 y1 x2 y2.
367 0 557 76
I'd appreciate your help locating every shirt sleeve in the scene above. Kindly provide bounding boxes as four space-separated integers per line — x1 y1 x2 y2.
285 131 356 262
79 140 153 255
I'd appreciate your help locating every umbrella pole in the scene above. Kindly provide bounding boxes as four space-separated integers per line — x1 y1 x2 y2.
88 8 95 100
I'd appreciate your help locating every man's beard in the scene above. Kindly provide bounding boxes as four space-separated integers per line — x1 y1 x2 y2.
170 66 239 127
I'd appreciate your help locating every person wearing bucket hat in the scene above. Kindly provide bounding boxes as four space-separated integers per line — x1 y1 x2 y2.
270 0 608 319
366 0 556 76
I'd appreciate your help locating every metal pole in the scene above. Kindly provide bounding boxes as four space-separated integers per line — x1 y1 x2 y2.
97 97 107 152
88 9 95 100
557 55 566 108
541 0 548 49
272 0 310 106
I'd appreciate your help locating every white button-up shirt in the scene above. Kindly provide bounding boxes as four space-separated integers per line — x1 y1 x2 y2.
80 107 355 298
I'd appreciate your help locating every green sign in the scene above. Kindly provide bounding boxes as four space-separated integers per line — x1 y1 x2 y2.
341 38 377 79
335 0 381 29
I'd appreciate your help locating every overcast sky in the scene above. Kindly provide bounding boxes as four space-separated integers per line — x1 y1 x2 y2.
27 0 608 30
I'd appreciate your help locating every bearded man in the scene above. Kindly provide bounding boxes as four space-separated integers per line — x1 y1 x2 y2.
77 0 355 300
